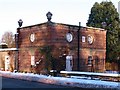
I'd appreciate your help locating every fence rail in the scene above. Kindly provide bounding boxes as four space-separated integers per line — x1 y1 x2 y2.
60 71 120 82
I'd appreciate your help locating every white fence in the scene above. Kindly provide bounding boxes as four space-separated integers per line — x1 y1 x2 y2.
60 71 120 81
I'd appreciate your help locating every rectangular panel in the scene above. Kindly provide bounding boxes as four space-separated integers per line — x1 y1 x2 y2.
31 56 35 66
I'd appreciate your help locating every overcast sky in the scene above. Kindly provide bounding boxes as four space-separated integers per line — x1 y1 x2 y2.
0 0 119 39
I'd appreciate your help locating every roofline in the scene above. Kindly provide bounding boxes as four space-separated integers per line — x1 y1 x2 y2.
17 22 47 29
17 21 106 31
0 43 8 46
86 26 106 31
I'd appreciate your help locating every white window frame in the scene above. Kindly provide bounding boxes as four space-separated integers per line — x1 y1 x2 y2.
82 36 86 42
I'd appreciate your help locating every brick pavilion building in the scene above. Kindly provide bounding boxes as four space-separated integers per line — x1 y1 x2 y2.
16 12 106 73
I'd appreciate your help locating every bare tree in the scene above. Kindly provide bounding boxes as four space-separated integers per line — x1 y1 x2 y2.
1 31 15 48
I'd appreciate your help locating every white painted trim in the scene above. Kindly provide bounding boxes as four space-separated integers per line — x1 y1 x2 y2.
0 48 18 51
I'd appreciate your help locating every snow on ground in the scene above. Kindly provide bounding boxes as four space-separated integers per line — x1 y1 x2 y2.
0 71 120 89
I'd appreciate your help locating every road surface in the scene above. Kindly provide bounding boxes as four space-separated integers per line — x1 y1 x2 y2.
0 75 117 90
2 76 72 88
1 76 82 89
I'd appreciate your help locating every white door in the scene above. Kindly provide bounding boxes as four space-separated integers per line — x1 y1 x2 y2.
5 56 10 71
31 55 35 66
66 55 73 71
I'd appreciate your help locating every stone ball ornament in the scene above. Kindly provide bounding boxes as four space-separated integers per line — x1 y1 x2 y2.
18 19 23 27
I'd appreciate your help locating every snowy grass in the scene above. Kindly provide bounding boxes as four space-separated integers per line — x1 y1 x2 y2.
0 71 120 89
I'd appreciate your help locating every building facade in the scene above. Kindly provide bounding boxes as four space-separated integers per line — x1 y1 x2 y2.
16 19 106 73
0 43 16 71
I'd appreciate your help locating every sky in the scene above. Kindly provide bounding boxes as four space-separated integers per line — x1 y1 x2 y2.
0 0 119 40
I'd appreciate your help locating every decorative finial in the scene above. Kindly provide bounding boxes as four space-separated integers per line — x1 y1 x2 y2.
18 19 23 27
46 12 52 21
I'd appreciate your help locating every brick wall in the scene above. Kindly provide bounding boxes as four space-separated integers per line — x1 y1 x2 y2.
17 22 106 73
